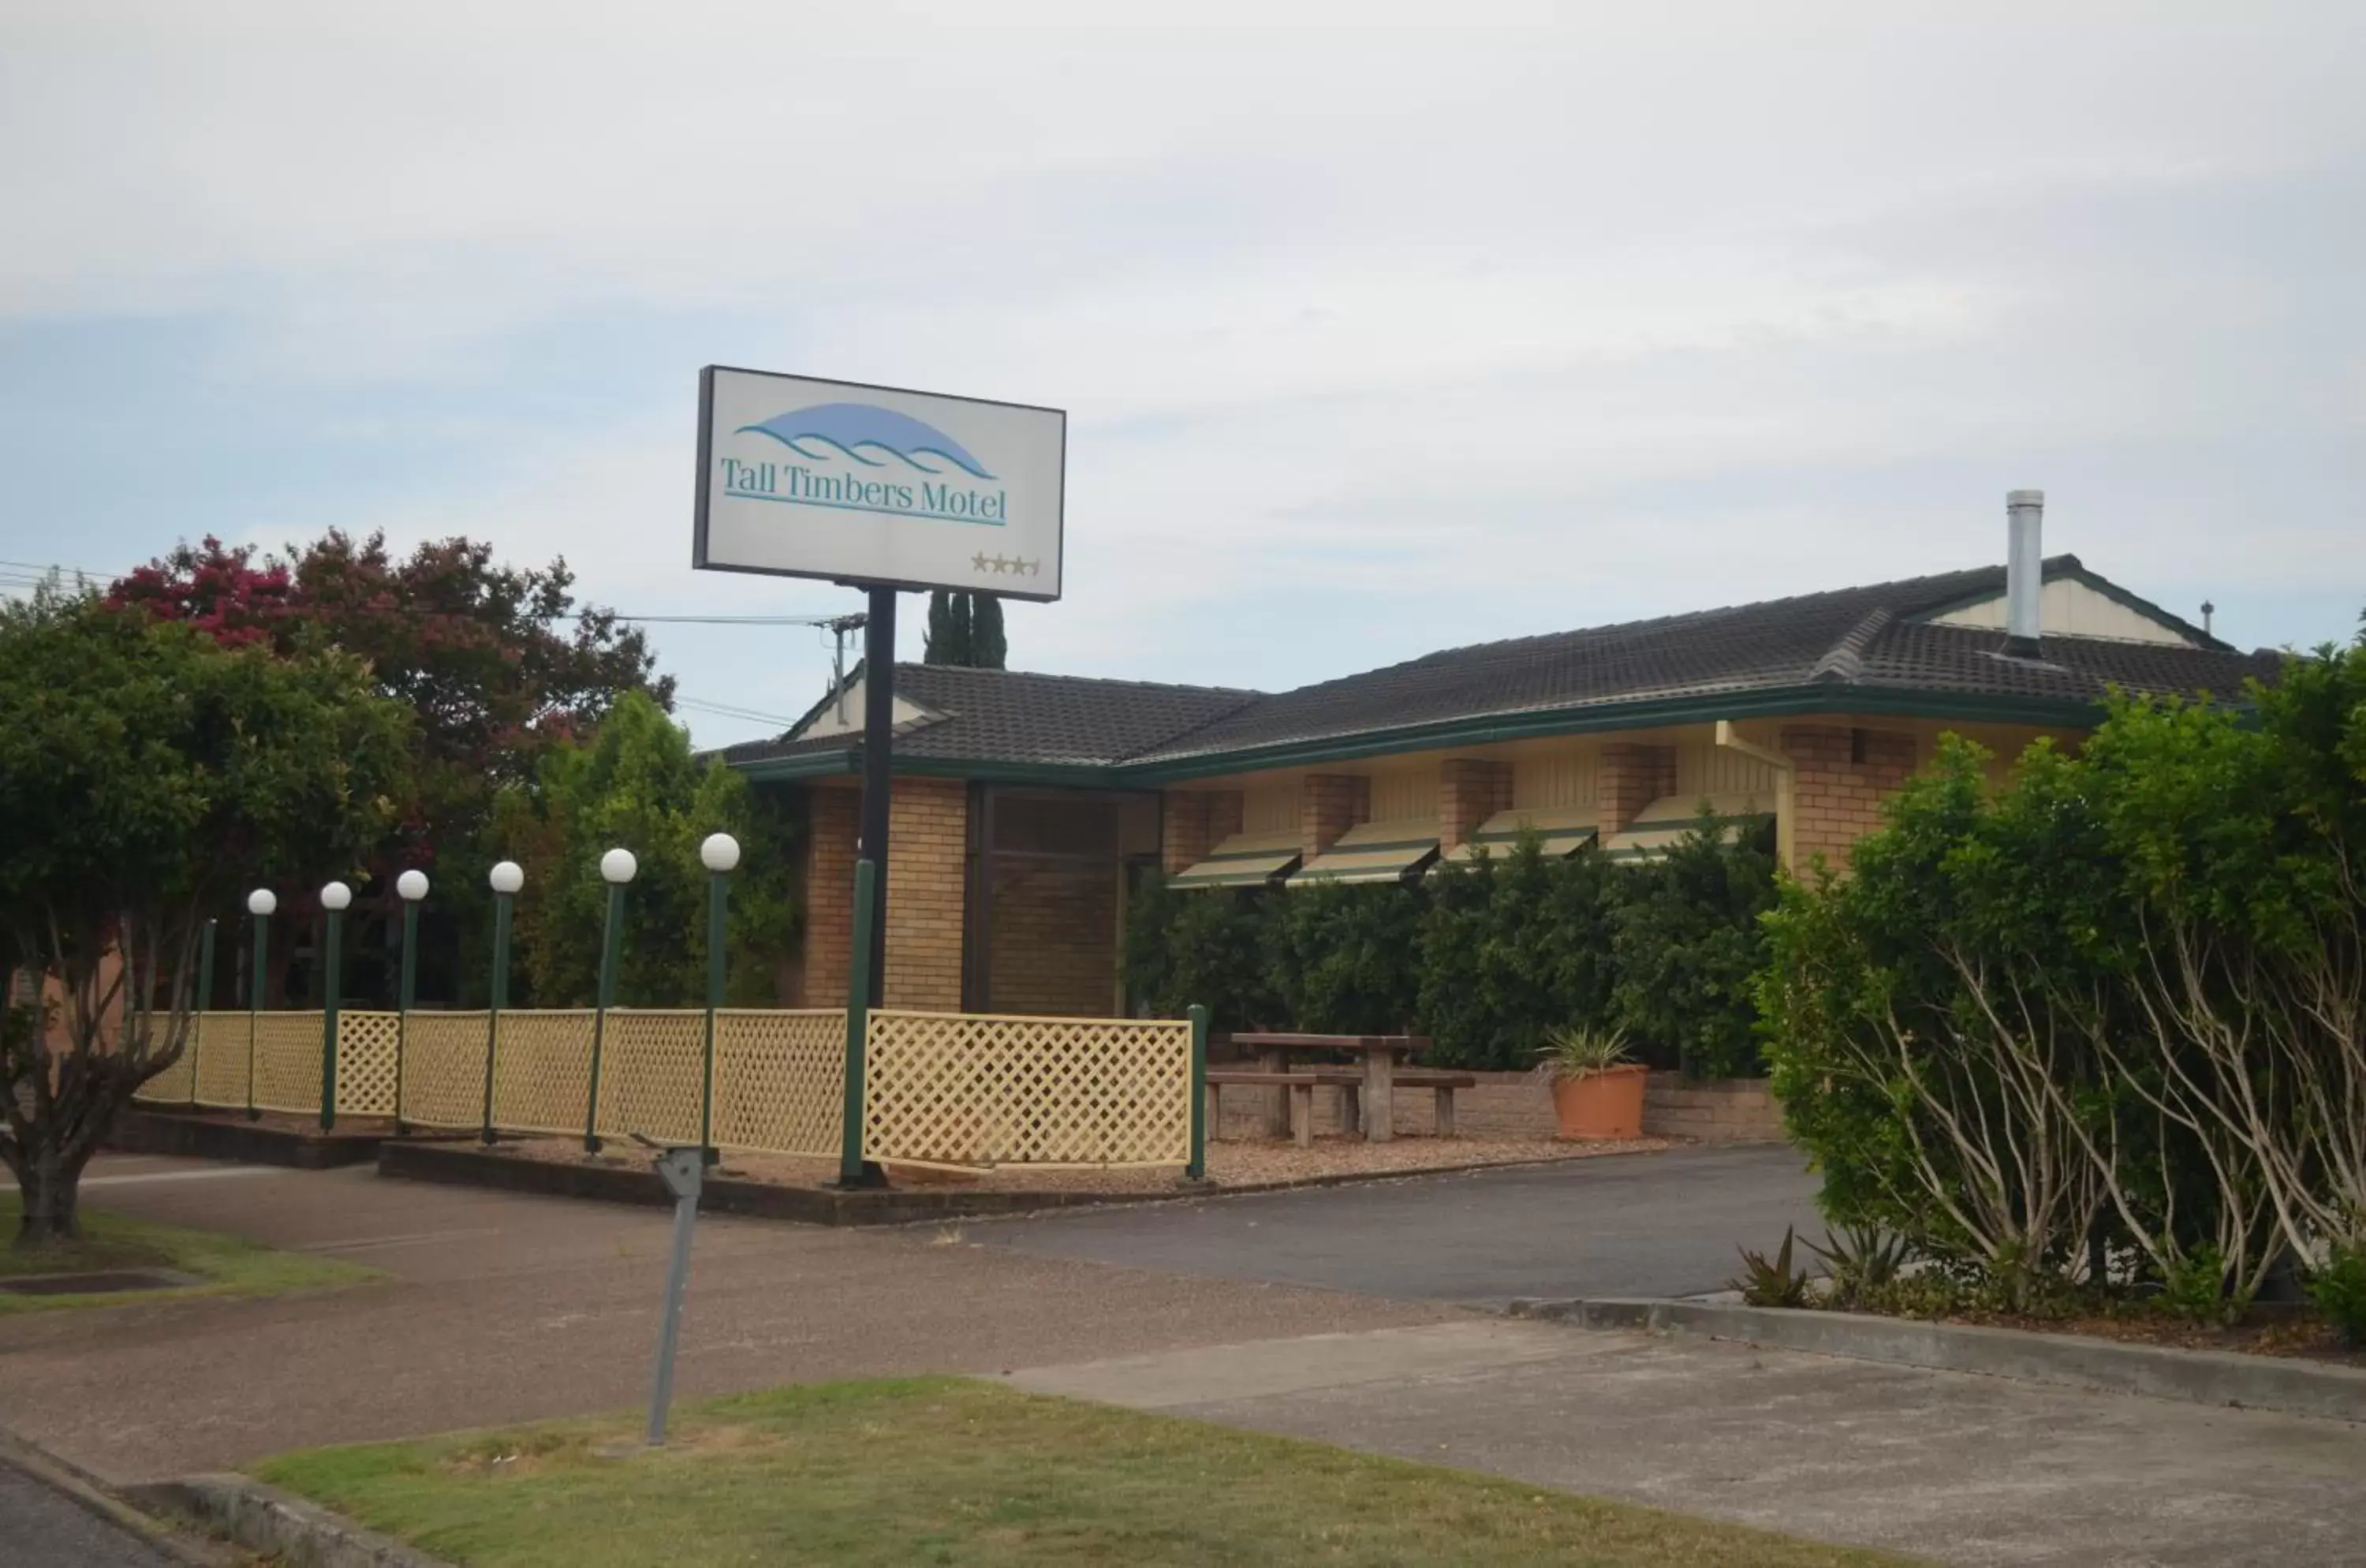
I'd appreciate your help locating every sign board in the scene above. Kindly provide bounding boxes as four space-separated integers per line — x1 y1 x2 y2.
693 367 1065 602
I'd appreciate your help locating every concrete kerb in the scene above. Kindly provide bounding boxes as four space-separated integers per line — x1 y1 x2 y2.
135 1475 451 1568
378 1136 1684 1226
1506 1296 2366 1426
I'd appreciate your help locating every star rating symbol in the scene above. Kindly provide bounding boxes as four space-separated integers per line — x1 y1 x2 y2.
991 554 1011 573
971 552 989 572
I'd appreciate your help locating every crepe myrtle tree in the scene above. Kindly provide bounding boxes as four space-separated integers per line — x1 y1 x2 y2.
0 588 412 1245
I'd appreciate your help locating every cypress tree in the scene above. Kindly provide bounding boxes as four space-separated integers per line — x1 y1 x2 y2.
924 589 968 666
971 593 1007 670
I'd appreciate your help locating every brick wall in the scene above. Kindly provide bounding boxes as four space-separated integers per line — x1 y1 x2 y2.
798 786 860 1008
987 860 1118 1016
1300 774 1371 859
1599 743 1676 833
1642 1073 1786 1142
797 778 967 1010
1439 759 1513 848
1160 789 1245 874
1781 723 1916 875
882 776 967 1010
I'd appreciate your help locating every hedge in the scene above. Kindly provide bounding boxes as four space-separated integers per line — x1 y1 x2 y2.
1122 817 1777 1076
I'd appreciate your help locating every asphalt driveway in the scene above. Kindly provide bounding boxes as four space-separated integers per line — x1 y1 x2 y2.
970 1143 1820 1305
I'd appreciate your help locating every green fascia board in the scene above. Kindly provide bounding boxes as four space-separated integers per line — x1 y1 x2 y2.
1905 559 2232 652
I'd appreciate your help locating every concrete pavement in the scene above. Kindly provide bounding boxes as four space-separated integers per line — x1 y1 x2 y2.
1 1154 1447 1480
972 1142 1820 1305
1009 1320 2366 1567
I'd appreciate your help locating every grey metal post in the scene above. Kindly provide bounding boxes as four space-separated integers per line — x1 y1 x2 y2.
646 1145 703 1446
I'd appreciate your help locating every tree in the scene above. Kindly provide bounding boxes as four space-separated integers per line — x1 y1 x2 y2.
110 531 670 1000
491 692 799 1007
0 590 412 1245
923 590 1006 669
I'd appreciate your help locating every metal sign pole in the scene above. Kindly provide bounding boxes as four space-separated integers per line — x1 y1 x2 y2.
645 1145 703 1447
858 584 896 1009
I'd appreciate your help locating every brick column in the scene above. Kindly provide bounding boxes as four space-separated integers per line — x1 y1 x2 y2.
800 786 860 1008
1599 743 1676 834
1301 774 1371 859
882 777 968 1010
1781 724 1915 875
1439 759 1513 849
1159 789 1245 874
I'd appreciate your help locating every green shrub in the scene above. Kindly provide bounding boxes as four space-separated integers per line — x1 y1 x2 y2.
1611 816 1777 1077
2312 1245 2366 1346
1730 1226 1813 1307
1266 880 1426 1035
1121 881 1278 1032
1416 834 1622 1070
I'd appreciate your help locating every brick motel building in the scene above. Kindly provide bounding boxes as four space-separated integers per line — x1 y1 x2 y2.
721 548 2278 1021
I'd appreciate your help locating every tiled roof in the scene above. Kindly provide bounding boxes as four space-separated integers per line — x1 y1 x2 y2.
1128 556 2281 763
718 663 1260 770
719 556 2286 778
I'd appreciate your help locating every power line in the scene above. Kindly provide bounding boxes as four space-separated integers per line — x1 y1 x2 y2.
676 696 801 728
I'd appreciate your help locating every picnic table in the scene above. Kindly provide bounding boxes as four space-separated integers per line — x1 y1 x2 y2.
1229 1032 1431 1144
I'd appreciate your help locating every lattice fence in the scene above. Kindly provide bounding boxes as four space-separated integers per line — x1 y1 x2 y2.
400 1011 491 1129
136 1023 199 1104
490 1010 596 1136
334 1010 401 1117
713 1010 844 1156
863 1010 1192 1167
250 1011 327 1114
192 1012 251 1108
591 1010 707 1146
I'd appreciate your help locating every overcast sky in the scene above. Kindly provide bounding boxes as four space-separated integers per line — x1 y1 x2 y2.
5 3 2360 745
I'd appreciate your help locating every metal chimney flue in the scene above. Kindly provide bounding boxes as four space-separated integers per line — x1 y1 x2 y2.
2004 489 2044 657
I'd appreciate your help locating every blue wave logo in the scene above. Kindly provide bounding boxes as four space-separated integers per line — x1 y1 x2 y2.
734 402 996 480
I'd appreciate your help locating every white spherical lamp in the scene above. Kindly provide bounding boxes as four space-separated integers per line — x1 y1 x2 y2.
319 880 353 913
396 869 430 902
700 833 742 874
600 848 639 885
488 861 525 895
247 888 278 917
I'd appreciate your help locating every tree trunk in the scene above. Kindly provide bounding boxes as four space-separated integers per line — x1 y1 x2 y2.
13 1139 86 1246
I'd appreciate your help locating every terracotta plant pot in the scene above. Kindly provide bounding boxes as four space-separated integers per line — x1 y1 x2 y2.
1549 1062 1650 1140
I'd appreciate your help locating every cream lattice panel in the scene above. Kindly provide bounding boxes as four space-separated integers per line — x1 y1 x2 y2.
863 1010 1190 1167
592 1010 707 1146
250 1012 327 1114
712 1010 845 1156
491 1010 595 1136
192 1012 252 1109
334 1011 401 1117
136 1019 200 1104
400 1012 492 1129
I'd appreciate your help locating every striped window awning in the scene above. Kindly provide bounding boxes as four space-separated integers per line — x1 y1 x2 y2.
1599 793 1775 862
1439 806 1599 864
1289 821 1441 887
1167 829 1302 890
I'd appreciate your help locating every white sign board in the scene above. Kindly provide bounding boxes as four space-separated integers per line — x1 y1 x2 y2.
694 367 1065 601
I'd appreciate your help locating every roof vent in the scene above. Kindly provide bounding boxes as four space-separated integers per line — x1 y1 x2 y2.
2005 489 2044 657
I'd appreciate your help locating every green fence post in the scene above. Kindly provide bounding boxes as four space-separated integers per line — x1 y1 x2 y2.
245 889 274 1122
319 881 351 1131
395 870 427 1134
585 849 636 1155
1186 1003 1209 1182
836 858 879 1189
700 834 739 1162
191 917 215 1110
483 861 522 1145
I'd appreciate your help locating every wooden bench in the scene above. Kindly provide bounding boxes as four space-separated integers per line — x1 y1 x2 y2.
1204 1070 1364 1148
1391 1069 1479 1137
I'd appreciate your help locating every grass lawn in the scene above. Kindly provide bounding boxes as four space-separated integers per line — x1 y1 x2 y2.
0 1193 376 1314
257 1376 1924 1567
